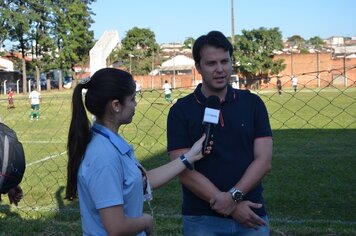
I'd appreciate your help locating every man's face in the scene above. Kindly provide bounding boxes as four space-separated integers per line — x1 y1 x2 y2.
196 45 233 95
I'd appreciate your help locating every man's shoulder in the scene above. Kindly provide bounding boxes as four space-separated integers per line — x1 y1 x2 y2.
175 92 195 104
234 89 265 104
234 88 253 97
169 92 196 114
30 91 40 95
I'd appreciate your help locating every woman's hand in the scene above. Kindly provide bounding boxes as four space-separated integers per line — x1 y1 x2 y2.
142 213 154 235
185 134 212 163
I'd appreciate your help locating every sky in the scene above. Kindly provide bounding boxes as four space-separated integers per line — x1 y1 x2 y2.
90 0 356 44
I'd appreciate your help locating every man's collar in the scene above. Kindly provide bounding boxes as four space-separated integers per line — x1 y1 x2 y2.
193 83 235 105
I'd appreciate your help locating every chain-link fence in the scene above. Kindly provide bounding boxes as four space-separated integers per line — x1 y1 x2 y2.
0 67 355 235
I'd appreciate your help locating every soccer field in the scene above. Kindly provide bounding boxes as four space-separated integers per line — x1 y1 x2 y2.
0 87 355 235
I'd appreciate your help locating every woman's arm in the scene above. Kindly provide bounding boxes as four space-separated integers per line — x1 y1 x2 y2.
100 205 153 235
147 134 209 189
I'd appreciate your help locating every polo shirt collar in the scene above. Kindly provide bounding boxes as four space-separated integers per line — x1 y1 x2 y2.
92 122 132 156
194 83 235 105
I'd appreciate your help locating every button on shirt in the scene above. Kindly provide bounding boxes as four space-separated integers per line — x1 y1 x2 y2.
77 122 145 236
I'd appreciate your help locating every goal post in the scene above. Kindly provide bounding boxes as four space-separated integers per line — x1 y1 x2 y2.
89 30 120 76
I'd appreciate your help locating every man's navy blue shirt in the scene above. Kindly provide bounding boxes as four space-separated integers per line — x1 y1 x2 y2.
167 84 272 217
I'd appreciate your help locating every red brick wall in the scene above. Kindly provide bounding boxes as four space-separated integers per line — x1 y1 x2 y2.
134 68 202 90
272 53 356 89
81 53 355 90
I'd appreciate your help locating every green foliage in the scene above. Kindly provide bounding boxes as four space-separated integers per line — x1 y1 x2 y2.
183 37 195 49
0 1 11 45
51 0 95 70
234 27 285 83
110 27 159 75
0 0 95 84
287 35 306 47
308 36 325 50
4 0 36 92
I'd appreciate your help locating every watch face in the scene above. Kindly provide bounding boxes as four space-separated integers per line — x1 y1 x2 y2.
232 190 243 201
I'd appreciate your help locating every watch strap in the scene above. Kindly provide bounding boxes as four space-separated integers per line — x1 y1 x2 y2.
180 154 193 170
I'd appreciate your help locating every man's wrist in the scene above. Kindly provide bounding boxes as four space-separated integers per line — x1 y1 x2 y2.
229 187 244 203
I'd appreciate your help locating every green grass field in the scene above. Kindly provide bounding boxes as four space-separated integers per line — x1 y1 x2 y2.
0 87 355 235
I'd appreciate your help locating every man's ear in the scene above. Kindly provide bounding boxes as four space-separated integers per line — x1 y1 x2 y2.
195 63 201 74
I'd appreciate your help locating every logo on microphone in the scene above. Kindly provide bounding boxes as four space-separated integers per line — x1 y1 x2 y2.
203 108 220 124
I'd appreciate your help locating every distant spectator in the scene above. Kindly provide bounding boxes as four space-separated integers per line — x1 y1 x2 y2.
292 75 298 92
7 88 15 109
135 80 142 97
29 88 42 120
277 78 282 95
162 80 173 104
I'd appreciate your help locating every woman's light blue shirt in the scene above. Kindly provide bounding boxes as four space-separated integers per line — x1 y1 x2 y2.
77 122 145 236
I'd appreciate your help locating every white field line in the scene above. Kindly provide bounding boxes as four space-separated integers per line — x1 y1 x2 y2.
26 151 67 167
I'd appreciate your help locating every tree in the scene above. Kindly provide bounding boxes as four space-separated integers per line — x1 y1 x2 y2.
51 0 94 86
0 1 11 52
6 0 36 93
183 37 195 49
1 0 94 92
308 36 325 50
28 0 56 87
111 27 159 75
234 27 286 87
287 35 305 48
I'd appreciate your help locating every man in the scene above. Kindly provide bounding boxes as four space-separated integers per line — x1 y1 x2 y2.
135 80 142 97
291 75 298 92
162 80 173 104
167 31 273 235
277 77 282 95
29 88 42 120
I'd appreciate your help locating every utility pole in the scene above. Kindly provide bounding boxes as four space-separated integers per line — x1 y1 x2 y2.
316 51 320 88
231 0 235 45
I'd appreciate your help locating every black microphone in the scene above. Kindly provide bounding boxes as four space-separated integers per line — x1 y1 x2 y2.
202 95 221 154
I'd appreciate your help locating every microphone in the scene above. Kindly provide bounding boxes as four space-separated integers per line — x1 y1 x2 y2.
202 95 221 154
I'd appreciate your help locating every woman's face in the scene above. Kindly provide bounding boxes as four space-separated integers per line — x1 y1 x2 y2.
120 92 137 124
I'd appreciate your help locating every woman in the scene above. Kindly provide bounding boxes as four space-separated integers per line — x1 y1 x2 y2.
66 68 209 235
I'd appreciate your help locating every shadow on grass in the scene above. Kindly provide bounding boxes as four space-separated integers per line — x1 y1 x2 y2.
0 186 81 235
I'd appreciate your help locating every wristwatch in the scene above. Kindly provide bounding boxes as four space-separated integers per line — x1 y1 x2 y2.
229 187 244 203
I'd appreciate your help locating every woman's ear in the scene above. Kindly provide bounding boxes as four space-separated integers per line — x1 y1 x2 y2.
111 99 121 113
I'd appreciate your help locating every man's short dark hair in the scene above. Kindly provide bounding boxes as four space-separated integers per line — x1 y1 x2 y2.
192 31 233 64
